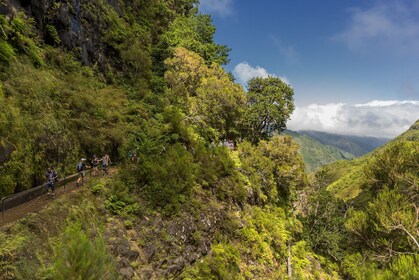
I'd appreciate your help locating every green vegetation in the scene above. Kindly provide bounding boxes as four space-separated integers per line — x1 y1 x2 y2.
285 130 355 172
0 0 417 279
297 130 390 157
302 123 419 279
241 76 295 144
0 184 116 279
48 223 117 279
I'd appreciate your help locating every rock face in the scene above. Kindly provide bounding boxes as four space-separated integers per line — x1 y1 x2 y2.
104 206 224 279
1 0 118 71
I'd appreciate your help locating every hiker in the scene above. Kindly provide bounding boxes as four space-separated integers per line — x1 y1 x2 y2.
131 152 138 163
101 153 111 176
91 154 99 176
76 158 87 187
45 166 58 197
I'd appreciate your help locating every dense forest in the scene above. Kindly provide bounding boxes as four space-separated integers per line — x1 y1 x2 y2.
0 1 418 279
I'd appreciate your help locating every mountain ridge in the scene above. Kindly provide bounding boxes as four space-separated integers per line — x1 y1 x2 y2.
297 130 390 157
284 130 355 172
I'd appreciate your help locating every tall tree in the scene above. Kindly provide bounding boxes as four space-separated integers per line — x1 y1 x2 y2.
241 76 295 144
165 47 245 141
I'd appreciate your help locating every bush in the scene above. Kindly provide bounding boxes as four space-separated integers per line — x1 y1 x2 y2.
181 243 242 280
91 182 104 195
143 143 196 215
48 223 117 279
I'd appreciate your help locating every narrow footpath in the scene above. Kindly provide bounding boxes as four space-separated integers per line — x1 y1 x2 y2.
0 170 115 227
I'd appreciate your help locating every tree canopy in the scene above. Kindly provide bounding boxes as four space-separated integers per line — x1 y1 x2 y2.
241 76 295 144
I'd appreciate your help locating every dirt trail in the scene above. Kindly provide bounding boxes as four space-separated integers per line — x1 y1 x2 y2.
0 170 115 227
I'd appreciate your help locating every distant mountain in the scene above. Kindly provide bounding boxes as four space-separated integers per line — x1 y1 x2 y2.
284 130 355 172
296 130 390 157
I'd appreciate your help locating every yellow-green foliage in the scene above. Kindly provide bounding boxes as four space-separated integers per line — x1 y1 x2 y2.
0 229 28 279
181 206 289 279
326 137 418 202
376 254 419 279
47 223 117 280
159 13 230 67
338 140 419 276
181 243 243 280
341 253 374 280
364 140 418 194
238 136 307 206
345 186 418 258
341 254 419 280
291 241 330 279
325 158 366 201
182 205 339 279
165 47 245 140
0 48 129 196
0 39 15 64
3 12 44 66
0 186 115 279
239 206 289 266
345 208 368 237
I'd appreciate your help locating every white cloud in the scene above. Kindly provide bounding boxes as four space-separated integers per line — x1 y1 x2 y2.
288 100 419 138
333 2 419 54
233 62 290 86
199 0 234 17
355 100 419 107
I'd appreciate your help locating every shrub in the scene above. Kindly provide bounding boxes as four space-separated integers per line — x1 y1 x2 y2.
91 182 106 195
181 243 242 280
143 143 196 214
0 39 15 64
48 223 117 279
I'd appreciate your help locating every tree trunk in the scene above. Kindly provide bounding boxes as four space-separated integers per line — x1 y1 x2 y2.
287 242 292 279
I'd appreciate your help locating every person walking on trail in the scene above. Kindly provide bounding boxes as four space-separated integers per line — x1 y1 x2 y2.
131 151 138 163
101 153 111 176
76 158 87 187
45 167 58 197
91 154 99 176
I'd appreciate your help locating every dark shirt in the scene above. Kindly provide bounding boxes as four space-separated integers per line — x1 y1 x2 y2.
46 170 57 183
77 162 86 172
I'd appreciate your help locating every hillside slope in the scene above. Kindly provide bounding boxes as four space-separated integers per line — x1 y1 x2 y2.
0 1 338 279
285 130 355 172
323 119 419 201
297 130 390 157
1 1 417 279
300 121 419 279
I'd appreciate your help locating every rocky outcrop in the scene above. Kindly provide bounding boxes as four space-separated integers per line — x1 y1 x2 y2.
104 205 225 279
1 0 119 71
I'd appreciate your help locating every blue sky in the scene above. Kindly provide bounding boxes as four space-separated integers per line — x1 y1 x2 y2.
199 0 419 137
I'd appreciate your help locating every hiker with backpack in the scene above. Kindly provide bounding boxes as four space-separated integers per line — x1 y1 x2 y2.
76 158 87 187
101 153 111 176
45 166 58 197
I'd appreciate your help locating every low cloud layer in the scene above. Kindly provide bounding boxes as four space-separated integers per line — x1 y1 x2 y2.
333 2 419 54
288 100 419 138
199 0 234 17
233 62 289 87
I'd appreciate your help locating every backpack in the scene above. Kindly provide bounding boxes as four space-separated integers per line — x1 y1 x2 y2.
77 162 83 172
53 171 59 182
